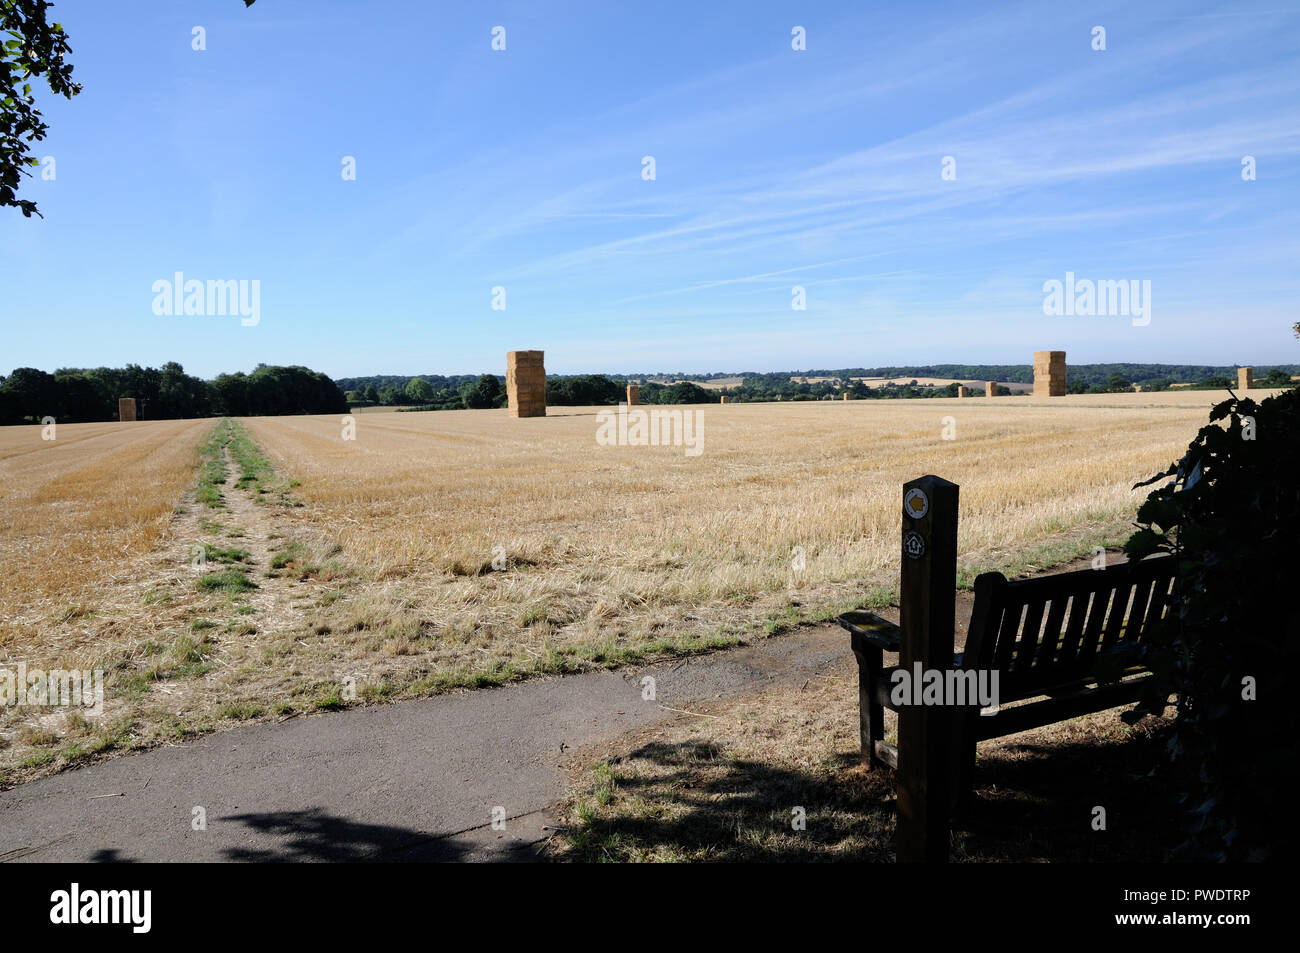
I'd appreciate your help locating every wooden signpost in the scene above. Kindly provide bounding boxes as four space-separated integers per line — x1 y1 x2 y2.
896 475 959 862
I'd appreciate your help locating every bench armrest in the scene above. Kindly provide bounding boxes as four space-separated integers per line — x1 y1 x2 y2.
837 611 901 652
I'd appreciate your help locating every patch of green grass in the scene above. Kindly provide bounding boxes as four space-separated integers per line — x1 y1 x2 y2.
196 569 258 594
266 543 337 580
194 419 232 508
269 543 306 572
400 632 743 700
203 544 251 565
764 605 802 636
170 635 208 665
113 671 152 698
312 685 348 711
592 761 616 807
226 420 295 503
151 714 215 740
190 618 217 631
167 658 215 680
62 720 134 763
142 589 173 606
316 588 346 607
143 634 215 681
518 605 549 627
55 603 96 623
262 642 292 663
20 749 57 768
221 703 264 720
571 633 739 668
359 680 397 702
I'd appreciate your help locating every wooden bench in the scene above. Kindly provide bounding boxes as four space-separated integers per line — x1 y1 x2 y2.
839 553 1177 808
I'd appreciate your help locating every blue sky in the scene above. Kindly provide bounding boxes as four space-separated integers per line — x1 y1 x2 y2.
4 0 1299 378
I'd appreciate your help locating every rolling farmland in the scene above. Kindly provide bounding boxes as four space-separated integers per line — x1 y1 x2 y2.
0 390 1268 778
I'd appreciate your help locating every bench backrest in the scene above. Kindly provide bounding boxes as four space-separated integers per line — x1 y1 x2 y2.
963 555 1176 695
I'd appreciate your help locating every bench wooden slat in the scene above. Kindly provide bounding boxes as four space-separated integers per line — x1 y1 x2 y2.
1056 590 1093 670
1033 591 1071 671
1014 599 1047 675
1075 579 1114 671
961 572 1005 673
1127 576 1157 645
1099 580 1135 654
1137 572 1173 640
991 597 1023 672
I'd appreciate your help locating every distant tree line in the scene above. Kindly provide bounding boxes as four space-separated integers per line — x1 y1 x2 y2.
336 373 731 411
317 362 1300 418
338 373 497 410
0 362 348 424
636 381 719 404
339 374 508 411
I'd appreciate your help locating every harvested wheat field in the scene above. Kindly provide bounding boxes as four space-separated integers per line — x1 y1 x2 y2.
0 390 1271 782
0 418 212 651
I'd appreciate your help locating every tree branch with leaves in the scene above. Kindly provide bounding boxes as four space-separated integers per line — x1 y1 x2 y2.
1 0 80 217
3 0 256 218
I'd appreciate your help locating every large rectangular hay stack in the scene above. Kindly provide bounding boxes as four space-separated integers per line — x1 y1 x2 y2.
506 350 546 418
1237 367 1253 390
118 397 138 422
626 384 640 405
985 381 997 397
956 385 967 398
1033 350 1066 397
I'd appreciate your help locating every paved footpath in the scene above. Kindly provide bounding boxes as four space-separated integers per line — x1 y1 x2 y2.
0 626 852 862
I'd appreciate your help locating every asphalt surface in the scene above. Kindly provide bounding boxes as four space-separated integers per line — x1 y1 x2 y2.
0 626 848 862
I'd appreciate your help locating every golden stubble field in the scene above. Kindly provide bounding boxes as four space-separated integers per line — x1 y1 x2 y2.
242 391 1231 662
0 418 212 650
0 390 1269 779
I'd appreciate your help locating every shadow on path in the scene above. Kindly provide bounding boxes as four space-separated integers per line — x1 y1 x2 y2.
221 809 476 862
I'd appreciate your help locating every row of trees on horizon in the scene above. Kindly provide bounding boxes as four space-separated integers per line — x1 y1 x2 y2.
0 363 348 425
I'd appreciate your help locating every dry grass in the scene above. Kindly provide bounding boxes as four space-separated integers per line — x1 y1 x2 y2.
547 652 1177 862
241 391 1234 668
0 417 212 659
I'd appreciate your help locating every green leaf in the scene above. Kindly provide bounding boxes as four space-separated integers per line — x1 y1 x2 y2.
1124 527 1164 559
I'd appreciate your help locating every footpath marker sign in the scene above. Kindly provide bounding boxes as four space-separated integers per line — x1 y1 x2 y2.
896 474 959 863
